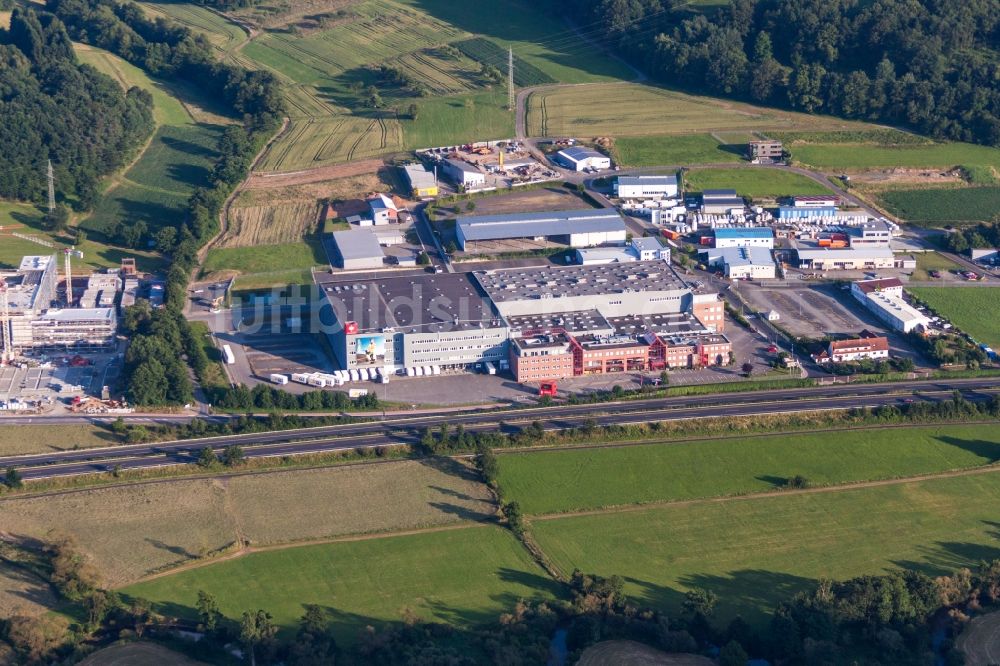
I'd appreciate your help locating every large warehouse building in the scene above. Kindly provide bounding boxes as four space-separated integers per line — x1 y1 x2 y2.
320 259 729 381
851 278 930 333
455 209 627 252
702 189 745 215
554 146 611 172
331 229 385 270
796 248 913 271
714 227 774 249
614 175 679 199
701 246 776 280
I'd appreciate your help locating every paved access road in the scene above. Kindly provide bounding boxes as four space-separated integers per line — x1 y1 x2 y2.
6 378 997 479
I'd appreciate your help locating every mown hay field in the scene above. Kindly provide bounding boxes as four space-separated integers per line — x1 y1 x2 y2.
218 201 321 247
530 472 1000 626
0 459 494 586
124 526 560 645
526 83 872 138
908 288 1000 348
0 563 57 618
257 116 403 171
878 187 1000 225
391 47 486 95
683 167 832 198
497 424 1000 515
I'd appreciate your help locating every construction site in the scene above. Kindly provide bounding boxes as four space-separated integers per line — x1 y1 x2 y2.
416 140 559 192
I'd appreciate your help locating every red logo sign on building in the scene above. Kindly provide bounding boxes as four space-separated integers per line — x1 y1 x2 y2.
344 321 359 335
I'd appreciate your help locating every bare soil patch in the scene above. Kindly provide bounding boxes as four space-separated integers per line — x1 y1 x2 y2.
246 158 384 189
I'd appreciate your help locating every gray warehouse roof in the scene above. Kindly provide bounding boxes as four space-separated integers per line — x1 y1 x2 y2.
796 247 895 260
703 246 775 268
702 189 739 199
476 259 687 303
402 163 436 189
332 229 384 263
456 208 626 242
617 175 677 187
505 309 613 335
322 273 501 334
444 158 481 174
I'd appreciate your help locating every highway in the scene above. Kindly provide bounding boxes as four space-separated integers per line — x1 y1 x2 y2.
6 377 997 480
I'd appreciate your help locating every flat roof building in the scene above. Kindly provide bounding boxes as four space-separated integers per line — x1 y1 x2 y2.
455 208 627 251
476 259 690 318
320 272 506 372
714 227 774 249
31 308 117 350
614 175 678 199
575 237 668 265
702 189 745 215
401 163 438 198
555 146 611 172
796 247 906 271
331 229 385 270
748 140 783 163
701 246 776 280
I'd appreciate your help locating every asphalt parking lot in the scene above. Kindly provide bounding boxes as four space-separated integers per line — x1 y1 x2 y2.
0 355 120 405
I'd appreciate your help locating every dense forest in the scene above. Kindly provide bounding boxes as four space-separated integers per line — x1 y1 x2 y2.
0 7 154 206
559 0 1000 146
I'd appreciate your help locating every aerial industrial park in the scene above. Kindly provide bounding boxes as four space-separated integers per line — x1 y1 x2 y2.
4 134 995 415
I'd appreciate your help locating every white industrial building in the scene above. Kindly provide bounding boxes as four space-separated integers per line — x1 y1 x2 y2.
701 246 776 280
331 229 385 270
615 175 678 199
851 278 929 333
847 219 894 248
555 146 611 172
796 248 914 271
455 209 627 252
441 158 486 188
814 335 890 364
714 227 774 249
575 237 669 265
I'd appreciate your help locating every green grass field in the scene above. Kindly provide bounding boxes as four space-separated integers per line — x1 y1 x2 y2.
682 168 832 199
908 288 1000 348
0 201 164 272
788 141 1000 171
531 472 1000 626
123 526 561 645
498 425 1000 515
878 187 1000 225
202 237 327 276
614 134 744 167
910 252 964 281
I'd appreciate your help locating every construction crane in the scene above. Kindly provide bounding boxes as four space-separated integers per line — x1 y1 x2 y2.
63 248 83 307
0 277 11 365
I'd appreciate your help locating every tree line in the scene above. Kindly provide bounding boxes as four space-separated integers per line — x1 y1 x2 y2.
944 221 1000 254
44 0 285 405
6 537 1000 664
557 0 1000 146
0 7 154 206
